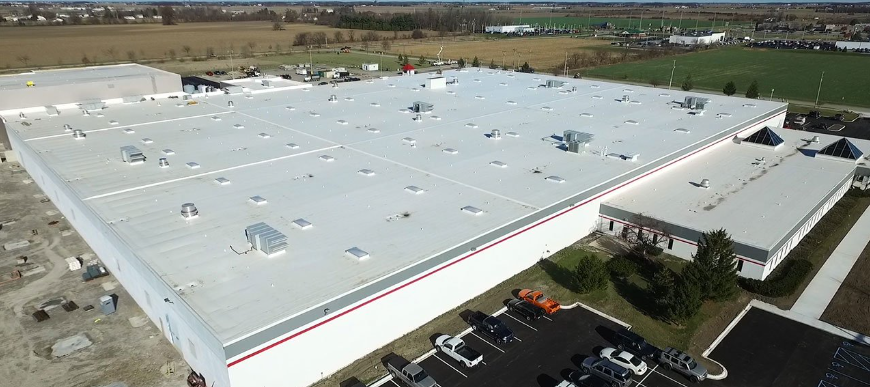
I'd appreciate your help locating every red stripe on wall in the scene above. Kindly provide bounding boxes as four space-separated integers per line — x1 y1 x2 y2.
226 113 783 367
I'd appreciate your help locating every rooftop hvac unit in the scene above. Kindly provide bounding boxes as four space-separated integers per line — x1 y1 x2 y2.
180 203 198 219
120 145 146 164
683 96 711 110
546 80 564 88
80 100 105 111
72 129 86 139
564 130 594 145
328 95 338 102
227 101 234 108
412 101 434 113
621 95 630 103
245 222 288 256
566 141 583 154
262 80 271 87
183 84 196 94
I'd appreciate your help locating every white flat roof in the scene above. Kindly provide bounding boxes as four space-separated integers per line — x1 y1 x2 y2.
0 64 175 91
4 68 786 348
604 129 866 255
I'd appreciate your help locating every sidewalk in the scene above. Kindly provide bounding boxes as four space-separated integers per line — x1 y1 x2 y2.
791 206 870 319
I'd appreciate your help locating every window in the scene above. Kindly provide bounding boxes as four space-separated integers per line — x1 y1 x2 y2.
652 234 659 244
609 221 614 231
737 260 744 273
668 238 674 250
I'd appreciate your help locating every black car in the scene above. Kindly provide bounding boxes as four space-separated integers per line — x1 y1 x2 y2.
467 311 514 344
506 299 545 321
568 371 611 387
834 113 845 122
317 81 329 86
812 122 829 130
809 110 822 118
612 328 660 360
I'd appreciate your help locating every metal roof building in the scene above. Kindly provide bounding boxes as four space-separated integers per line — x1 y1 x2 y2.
2 66 795 387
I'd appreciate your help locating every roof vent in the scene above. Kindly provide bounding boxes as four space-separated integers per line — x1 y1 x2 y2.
491 129 501 140
461 206 483 215
141 138 153 144
546 80 564 88
215 177 230 185
413 114 423 122
292 218 313 229
405 186 425 194
443 148 458 154
358 169 375 176
72 129 86 139
345 247 370 260
162 149 175 155
545 176 565 183
413 101 434 113
249 196 267 205
120 146 146 164
700 179 711 189
158 158 170 168
181 203 199 219
490 161 507 168
186 162 200 169
228 101 234 108
328 95 338 102
245 222 288 257
286 143 300 149
621 95 630 103
812 136 820 143
63 124 72 132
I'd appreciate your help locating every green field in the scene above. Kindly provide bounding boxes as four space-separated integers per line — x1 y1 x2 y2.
585 47 870 107
513 16 749 30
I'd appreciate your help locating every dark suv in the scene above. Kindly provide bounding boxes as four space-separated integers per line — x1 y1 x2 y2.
580 357 632 387
612 328 659 360
467 311 514 344
506 299 545 321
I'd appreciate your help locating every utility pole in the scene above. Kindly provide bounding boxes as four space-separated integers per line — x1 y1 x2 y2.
815 71 825 107
668 60 676 90
229 49 235 80
770 88 775 101
695 10 700 31
564 52 568 77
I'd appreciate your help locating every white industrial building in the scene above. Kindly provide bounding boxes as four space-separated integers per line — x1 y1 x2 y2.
485 24 536 34
669 31 726 45
6 63 868 387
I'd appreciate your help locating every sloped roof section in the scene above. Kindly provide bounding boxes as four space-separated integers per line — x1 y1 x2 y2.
818 137 863 161
742 126 784 148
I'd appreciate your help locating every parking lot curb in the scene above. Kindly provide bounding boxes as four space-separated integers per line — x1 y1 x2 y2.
562 302 631 329
697 301 756 381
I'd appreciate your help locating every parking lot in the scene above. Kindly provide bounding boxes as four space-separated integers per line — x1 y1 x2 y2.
786 113 870 141
705 308 870 387
383 304 710 387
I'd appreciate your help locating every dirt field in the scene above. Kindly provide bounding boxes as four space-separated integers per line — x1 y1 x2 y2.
0 22 403 69
394 36 611 70
0 158 188 387
821 239 870 336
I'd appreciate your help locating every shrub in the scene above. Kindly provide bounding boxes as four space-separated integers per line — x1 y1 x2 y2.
739 259 813 297
606 256 638 279
573 254 608 294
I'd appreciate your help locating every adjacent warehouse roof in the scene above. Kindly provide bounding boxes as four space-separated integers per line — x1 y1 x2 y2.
0 64 177 92
603 128 868 262
3 68 786 353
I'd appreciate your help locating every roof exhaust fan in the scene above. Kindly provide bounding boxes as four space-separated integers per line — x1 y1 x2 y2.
72 129 86 139
227 101 234 108
158 158 170 168
63 124 72 132
812 135 820 143
181 203 199 219
699 179 711 189
491 129 501 140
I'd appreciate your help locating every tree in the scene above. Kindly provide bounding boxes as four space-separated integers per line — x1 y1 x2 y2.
361 41 369 52
472 56 480 67
723 81 737 96
418 55 426 66
397 54 404 64
182 45 192 56
333 31 344 44
126 51 137 62
650 266 676 317
519 61 532 73
159 5 175 25
402 54 410 66
103 47 117 62
168 49 177 60
745 80 760 99
650 79 661 88
851 31 865 42
680 73 693 91
411 29 425 39
683 229 739 301
381 39 391 52
272 21 284 31
347 30 355 42
573 254 608 294
457 57 466 68
622 213 671 261
284 9 298 22
667 275 702 323
489 59 497 69
17 55 30 67
293 32 311 46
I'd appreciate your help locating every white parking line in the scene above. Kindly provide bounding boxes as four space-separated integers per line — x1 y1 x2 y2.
389 380 401 387
513 336 522 342
543 316 554 322
637 364 658 386
469 332 506 353
653 368 688 387
433 354 468 378
503 312 539 331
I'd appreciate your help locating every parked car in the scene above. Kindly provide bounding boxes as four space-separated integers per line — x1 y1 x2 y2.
568 371 611 387
812 122 829 130
612 328 660 360
317 81 329 86
386 355 440 387
467 311 514 344
658 347 708 382
518 289 561 314
834 113 845 122
580 357 633 387
506 299 545 321
599 348 648 375
809 110 822 118
793 115 807 126
434 335 483 368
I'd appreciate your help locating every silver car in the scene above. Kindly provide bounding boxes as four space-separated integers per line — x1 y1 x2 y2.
658 347 707 382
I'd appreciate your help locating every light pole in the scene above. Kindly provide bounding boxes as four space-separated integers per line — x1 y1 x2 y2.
770 88 775 101
668 60 676 90
815 71 825 107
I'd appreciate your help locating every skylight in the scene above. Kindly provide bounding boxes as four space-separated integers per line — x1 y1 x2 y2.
742 126 784 148
817 138 864 162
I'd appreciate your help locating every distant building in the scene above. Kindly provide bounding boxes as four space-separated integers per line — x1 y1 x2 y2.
485 24 535 34
361 63 379 71
669 31 725 45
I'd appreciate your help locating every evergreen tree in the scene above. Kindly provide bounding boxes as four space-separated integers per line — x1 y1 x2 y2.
746 80 760 99
668 275 702 323
418 55 426 66
520 61 532 73
723 81 737 96
681 74 694 91
650 265 675 317
402 55 410 66
472 56 480 67
684 229 739 301
573 254 608 294
458 58 466 68
489 59 497 69
397 53 404 64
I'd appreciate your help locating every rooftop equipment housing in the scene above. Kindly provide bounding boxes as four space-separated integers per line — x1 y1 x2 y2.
245 222 288 257
120 145 146 164
564 130 594 154
412 101 434 113
683 96 711 110
546 80 564 88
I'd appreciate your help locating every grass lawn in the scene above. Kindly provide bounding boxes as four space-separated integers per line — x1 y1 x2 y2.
584 47 870 107
514 16 750 30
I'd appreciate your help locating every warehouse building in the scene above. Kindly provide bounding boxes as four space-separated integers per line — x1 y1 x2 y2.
2 66 800 387
669 31 726 45
485 24 535 34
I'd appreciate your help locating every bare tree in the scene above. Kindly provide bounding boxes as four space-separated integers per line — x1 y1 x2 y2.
361 40 369 52
247 41 257 51
347 30 355 42
622 213 672 261
167 49 177 60
333 31 344 44
272 21 284 31
16 55 30 67
381 39 391 52
182 45 192 56
126 51 137 62
103 47 117 62
312 32 327 48
159 5 175 25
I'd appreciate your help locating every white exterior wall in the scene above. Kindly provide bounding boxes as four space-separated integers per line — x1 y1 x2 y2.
669 32 725 45
8 132 231 387
836 41 870 50
227 194 606 387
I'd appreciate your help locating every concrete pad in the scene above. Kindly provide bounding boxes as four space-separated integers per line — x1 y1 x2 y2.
45 210 59 216
21 265 46 277
60 229 74 237
3 240 30 251
101 281 118 291
22 179 33 184
51 333 92 358
128 316 149 328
